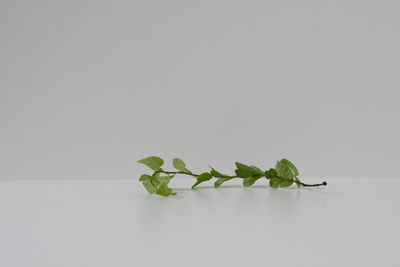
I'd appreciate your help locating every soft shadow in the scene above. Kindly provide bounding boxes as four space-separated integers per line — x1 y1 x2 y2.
190 184 334 194
192 184 267 190
300 187 340 195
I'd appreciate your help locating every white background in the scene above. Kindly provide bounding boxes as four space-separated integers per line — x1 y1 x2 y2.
1 2 400 267
1 0 400 180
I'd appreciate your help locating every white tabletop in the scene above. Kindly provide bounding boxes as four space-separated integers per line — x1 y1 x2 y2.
1 178 399 267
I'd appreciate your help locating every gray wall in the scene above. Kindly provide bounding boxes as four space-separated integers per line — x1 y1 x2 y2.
1 0 399 180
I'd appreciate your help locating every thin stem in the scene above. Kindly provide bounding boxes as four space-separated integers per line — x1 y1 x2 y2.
154 170 327 187
298 181 327 187
277 176 327 187
153 170 200 177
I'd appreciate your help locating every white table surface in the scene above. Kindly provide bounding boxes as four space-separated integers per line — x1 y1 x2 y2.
1 178 399 267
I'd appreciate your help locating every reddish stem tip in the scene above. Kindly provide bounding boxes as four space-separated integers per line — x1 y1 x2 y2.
322 181 327 186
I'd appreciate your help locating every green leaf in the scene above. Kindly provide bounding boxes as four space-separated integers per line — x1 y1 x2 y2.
192 172 213 189
275 160 294 179
269 168 278 177
173 158 191 173
151 177 160 187
156 183 174 197
156 176 172 184
209 167 227 178
214 177 232 188
142 180 158 194
271 160 295 188
139 174 152 181
250 166 264 175
269 177 293 188
269 178 279 188
265 168 278 179
280 159 299 176
137 156 164 171
295 177 301 189
243 176 262 187
279 179 293 187
234 162 259 178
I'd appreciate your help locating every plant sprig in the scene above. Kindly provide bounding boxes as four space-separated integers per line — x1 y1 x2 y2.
138 156 327 197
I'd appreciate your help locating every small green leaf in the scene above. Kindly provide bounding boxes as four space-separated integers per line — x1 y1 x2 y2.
243 176 262 187
269 168 278 177
139 174 152 181
137 156 164 171
156 183 174 197
214 177 232 188
275 160 294 179
151 177 160 187
279 179 293 187
235 162 259 178
156 176 172 184
192 172 213 189
269 177 293 188
142 180 157 194
198 172 213 181
269 178 280 188
250 166 264 175
295 177 301 188
280 159 299 176
271 160 297 188
265 168 278 179
209 167 228 178
173 158 191 173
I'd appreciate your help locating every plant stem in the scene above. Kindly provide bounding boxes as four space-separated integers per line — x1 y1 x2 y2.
276 176 327 187
154 170 327 187
153 170 199 177
299 181 327 187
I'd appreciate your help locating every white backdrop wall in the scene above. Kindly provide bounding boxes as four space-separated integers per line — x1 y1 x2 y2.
1 0 399 180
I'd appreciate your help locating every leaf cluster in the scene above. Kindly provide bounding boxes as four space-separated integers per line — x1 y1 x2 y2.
138 156 176 197
137 156 325 197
